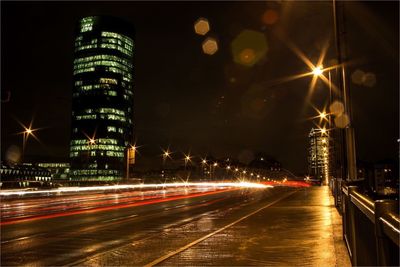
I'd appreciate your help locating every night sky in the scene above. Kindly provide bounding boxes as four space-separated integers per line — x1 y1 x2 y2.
1 1 398 173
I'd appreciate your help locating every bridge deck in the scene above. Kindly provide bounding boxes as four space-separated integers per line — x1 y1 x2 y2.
161 186 352 266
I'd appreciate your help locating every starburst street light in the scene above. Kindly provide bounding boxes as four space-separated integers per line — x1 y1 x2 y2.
161 148 172 160
312 65 324 76
17 120 42 162
183 153 192 164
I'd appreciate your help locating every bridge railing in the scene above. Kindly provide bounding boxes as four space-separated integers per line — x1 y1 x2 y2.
341 184 399 266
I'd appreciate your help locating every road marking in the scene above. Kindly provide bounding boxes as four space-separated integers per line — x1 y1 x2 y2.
101 214 138 223
1 233 47 244
144 190 297 267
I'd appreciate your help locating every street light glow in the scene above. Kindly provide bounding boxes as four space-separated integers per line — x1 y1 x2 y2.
312 65 324 76
162 148 171 159
183 153 192 163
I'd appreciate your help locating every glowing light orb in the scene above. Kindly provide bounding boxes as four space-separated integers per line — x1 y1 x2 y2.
202 37 218 55
351 69 365 85
231 30 268 67
262 9 279 25
329 101 345 116
362 72 376 87
334 113 350 128
194 18 210 36
239 48 256 65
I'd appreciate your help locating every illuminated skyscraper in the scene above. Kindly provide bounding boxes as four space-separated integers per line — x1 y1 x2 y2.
69 16 134 181
308 128 332 183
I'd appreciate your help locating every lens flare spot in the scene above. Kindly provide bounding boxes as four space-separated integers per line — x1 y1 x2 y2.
262 9 279 25
231 30 268 67
194 18 210 36
334 113 350 128
329 100 344 116
239 48 256 65
202 37 218 55
351 69 365 85
362 72 377 87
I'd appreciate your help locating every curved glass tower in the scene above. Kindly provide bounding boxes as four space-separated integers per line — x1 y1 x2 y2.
69 16 134 181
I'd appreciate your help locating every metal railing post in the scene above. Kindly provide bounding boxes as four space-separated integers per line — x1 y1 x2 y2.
344 185 358 265
348 186 359 265
374 200 399 266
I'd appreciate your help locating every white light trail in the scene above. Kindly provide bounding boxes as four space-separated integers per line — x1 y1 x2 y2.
0 182 272 197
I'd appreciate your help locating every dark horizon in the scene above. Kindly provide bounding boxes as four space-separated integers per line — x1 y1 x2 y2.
1 1 398 173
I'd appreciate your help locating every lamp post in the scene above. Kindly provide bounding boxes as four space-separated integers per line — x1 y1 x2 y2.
333 0 357 181
126 145 136 179
21 128 33 163
161 149 171 179
183 153 192 172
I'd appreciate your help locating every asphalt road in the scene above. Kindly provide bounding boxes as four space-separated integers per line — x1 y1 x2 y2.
1 187 295 266
0 187 350 266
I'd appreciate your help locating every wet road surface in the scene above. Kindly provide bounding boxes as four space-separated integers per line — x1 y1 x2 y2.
1 186 350 266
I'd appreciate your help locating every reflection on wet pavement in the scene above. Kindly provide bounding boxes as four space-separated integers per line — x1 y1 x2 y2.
1 186 350 266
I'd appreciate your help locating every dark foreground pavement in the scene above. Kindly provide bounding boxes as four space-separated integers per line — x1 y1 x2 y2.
159 186 351 267
80 187 351 266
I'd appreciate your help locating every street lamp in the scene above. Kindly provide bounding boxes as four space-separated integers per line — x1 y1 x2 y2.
312 65 324 76
183 153 192 167
22 127 33 162
126 144 137 179
162 148 172 161
18 121 40 163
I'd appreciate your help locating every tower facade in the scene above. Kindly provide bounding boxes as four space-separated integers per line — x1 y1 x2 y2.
308 128 332 184
69 16 134 181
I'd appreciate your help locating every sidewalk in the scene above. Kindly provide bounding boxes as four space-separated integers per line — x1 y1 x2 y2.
162 186 352 266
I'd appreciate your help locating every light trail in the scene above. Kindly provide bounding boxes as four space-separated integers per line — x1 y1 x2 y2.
0 188 238 226
0 181 271 197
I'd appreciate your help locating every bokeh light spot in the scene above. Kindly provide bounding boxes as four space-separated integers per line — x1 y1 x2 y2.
231 30 268 67
194 18 210 36
334 113 350 128
262 9 279 25
362 72 377 87
6 145 21 164
329 100 344 116
351 69 365 85
202 37 218 55
239 48 256 65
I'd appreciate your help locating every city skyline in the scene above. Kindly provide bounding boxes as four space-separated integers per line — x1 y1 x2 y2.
1 1 398 173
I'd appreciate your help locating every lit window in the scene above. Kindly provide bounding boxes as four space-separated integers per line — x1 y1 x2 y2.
107 126 116 132
80 17 94 32
100 78 118 85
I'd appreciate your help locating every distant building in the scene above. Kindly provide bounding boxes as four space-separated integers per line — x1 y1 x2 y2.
69 16 135 181
0 162 52 188
373 161 398 194
249 153 282 171
37 162 70 180
308 128 333 183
